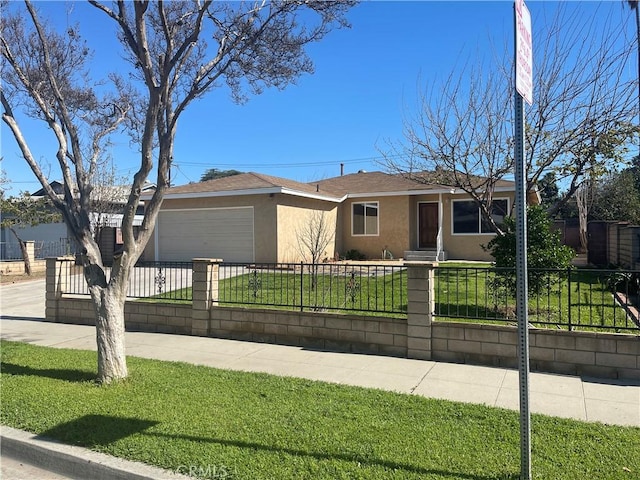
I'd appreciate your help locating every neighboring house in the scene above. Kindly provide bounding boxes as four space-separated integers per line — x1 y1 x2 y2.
1 181 155 264
143 171 540 263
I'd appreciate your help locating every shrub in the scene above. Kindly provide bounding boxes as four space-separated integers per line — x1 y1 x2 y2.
486 204 575 295
344 249 366 261
606 271 640 295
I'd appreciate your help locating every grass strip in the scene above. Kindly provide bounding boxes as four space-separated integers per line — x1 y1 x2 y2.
1 340 638 479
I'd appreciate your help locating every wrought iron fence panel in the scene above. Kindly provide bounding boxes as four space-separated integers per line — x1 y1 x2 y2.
434 266 639 333
62 261 193 301
219 262 406 315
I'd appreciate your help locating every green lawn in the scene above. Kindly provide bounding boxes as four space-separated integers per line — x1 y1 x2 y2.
150 267 408 317
2 341 639 480
220 267 407 314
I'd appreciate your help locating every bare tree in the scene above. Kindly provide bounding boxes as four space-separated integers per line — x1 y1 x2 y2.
385 64 513 234
296 210 334 289
1 0 354 383
383 3 638 231
628 0 640 160
296 210 334 263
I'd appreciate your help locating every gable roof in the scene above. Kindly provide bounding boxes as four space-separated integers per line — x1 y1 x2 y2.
31 181 64 197
159 170 519 202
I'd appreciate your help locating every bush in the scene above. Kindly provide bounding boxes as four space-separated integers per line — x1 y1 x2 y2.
606 271 640 295
344 249 366 261
486 204 575 294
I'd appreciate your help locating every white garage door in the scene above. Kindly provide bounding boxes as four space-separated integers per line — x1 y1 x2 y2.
157 207 254 263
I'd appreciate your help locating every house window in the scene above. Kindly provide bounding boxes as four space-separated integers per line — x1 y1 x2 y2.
352 202 378 236
452 199 508 234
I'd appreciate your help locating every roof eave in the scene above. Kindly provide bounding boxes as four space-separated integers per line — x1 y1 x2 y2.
345 188 456 198
149 187 341 203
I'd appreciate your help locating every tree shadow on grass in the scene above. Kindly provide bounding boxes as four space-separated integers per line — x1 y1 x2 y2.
38 414 159 448
1 362 96 383
148 431 519 480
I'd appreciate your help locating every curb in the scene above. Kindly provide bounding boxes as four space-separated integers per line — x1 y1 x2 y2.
1 426 192 480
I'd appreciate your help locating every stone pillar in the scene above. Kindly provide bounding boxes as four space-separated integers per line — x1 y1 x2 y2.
191 258 222 336
24 241 35 269
45 256 75 322
405 261 437 360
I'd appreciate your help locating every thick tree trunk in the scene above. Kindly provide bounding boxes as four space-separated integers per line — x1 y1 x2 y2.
92 286 128 383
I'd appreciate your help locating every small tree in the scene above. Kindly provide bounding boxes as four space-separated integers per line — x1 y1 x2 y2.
296 210 334 289
486 205 575 295
0 192 61 274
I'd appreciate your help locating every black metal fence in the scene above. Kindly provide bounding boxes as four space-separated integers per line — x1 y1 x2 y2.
219 262 407 315
62 261 193 301
435 266 640 333
58 259 640 332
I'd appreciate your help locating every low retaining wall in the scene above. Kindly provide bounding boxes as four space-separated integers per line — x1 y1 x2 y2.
45 257 639 380
49 295 639 380
432 322 639 380
0 259 46 275
0 241 45 275
48 296 193 335
208 307 407 356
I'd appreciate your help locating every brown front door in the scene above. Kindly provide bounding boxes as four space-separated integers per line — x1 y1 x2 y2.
419 203 438 249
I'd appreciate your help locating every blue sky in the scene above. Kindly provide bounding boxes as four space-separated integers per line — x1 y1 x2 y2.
1 1 636 196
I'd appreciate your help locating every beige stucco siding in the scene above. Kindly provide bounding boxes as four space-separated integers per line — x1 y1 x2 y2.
143 186 538 264
276 196 338 263
340 196 410 260
441 192 517 261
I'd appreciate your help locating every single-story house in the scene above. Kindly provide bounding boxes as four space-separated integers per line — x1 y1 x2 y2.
142 171 539 263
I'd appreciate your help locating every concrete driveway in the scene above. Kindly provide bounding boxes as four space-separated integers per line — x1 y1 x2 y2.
0 278 46 320
60 264 248 298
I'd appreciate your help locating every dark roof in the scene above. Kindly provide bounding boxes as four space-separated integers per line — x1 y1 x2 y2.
162 170 516 199
313 171 453 196
31 181 64 196
407 170 515 189
165 172 335 198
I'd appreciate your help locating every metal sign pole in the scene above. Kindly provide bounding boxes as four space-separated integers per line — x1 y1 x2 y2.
514 1 532 476
514 89 531 480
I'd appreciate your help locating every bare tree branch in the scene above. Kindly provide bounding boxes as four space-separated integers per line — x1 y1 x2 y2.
381 3 639 231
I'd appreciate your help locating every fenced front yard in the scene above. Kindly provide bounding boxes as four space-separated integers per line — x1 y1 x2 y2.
47 258 640 379
60 260 640 334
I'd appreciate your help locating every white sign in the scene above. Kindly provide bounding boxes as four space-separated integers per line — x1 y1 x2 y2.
515 0 533 105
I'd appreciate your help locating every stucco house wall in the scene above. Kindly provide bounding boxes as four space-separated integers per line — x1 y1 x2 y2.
339 195 410 260
275 196 338 263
